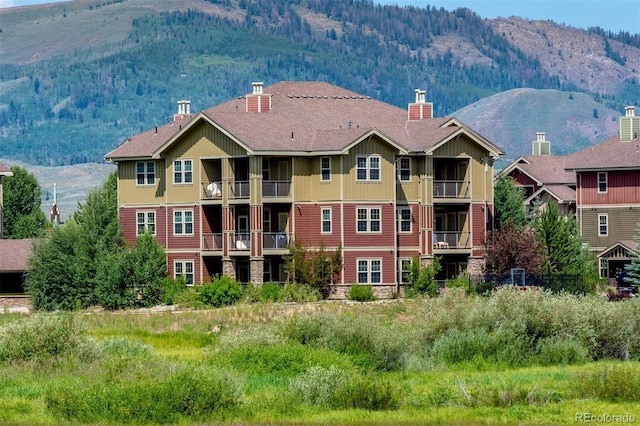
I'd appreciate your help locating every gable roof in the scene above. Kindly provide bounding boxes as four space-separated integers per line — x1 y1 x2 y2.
0 162 12 176
597 240 637 260
501 154 575 185
0 239 33 272
525 184 576 205
105 81 504 161
565 134 640 171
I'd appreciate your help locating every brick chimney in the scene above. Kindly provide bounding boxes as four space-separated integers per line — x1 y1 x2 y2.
246 81 271 113
174 100 192 121
408 89 433 120
532 132 551 155
620 106 639 142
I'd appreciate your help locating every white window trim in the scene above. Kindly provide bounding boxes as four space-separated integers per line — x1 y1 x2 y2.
397 157 411 181
136 210 156 236
357 258 382 284
397 207 412 233
320 157 331 182
173 209 194 236
356 206 382 233
356 155 381 182
173 159 193 185
174 260 194 286
399 258 413 284
136 161 155 186
321 207 332 234
597 172 608 193
598 213 608 236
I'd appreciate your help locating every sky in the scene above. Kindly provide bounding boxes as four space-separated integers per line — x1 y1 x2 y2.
0 0 638 34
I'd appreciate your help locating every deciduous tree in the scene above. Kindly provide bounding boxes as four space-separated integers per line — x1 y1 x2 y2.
3 166 47 239
494 174 527 230
483 223 546 275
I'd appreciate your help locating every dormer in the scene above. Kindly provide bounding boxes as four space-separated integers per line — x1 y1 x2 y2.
532 132 551 155
246 81 272 113
408 89 433 120
620 106 640 141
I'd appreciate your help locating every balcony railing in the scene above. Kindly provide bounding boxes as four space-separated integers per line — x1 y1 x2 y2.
202 181 223 200
433 180 470 198
262 180 291 198
263 232 290 250
202 233 223 251
433 231 472 249
231 232 250 250
230 181 250 199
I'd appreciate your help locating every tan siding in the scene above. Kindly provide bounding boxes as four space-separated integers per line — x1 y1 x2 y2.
293 157 342 201
580 207 640 250
343 136 396 201
118 160 165 205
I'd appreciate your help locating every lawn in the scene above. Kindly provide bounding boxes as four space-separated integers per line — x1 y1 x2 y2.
0 289 639 425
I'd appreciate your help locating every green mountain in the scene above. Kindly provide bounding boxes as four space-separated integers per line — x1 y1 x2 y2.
0 0 638 166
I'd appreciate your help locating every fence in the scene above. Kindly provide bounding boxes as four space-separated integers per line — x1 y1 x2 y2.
469 273 586 295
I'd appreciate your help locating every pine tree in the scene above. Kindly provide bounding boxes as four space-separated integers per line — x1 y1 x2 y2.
533 202 583 274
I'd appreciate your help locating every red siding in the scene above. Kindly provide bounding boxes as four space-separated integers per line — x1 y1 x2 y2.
120 206 167 248
167 206 200 250
167 253 201 284
509 170 540 191
294 203 343 248
579 171 640 205
397 204 420 248
343 204 395 248
343 250 395 285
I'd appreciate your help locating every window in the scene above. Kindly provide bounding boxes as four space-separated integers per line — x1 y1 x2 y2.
358 259 381 284
398 207 412 232
598 172 607 193
321 157 331 181
136 211 156 236
174 210 193 235
397 157 411 181
357 207 381 233
174 260 194 285
598 214 608 236
356 155 381 181
173 159 193 184
321 208 332 233
136 162 155 185
399 258 412 284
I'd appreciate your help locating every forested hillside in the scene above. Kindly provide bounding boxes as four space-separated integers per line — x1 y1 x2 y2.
0 0 638 165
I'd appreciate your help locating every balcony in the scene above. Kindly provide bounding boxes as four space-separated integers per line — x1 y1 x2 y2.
262 180 291 199
229 180 250 199
433 231 471 250
202 181 223 200
202 233 223 251
231 232 250 251
433 180 470 199
263 232 290 250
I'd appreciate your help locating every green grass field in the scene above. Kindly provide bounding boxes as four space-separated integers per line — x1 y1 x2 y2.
1 289 639 425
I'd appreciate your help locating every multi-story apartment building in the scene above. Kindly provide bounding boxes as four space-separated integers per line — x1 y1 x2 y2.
105 82 504 297
500 132 576 216
503 107 640 282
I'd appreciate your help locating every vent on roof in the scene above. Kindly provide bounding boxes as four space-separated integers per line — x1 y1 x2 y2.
532 132 551 156
247 81 271 113
620 106 640 142
408 89 433 120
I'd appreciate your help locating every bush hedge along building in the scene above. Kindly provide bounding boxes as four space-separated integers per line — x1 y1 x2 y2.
105 81 504 297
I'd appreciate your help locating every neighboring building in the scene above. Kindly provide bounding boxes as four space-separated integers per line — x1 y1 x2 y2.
503 107 640 282
0 239 33 293
565 106 640 281
500 132 576 217
0 162 12 240
105 82 504 297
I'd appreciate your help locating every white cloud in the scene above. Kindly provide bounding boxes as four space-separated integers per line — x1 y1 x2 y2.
0 0 16 8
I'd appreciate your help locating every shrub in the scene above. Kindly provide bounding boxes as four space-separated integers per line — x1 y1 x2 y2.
289 366 350 407
0 313 88 363
160 275 187 305
607 289 632 302
347 284 377 302
535 336 590 365
445 272 469 290
405 257 441 298
196 275 242 308
281 282 322 303
259 282 284 303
